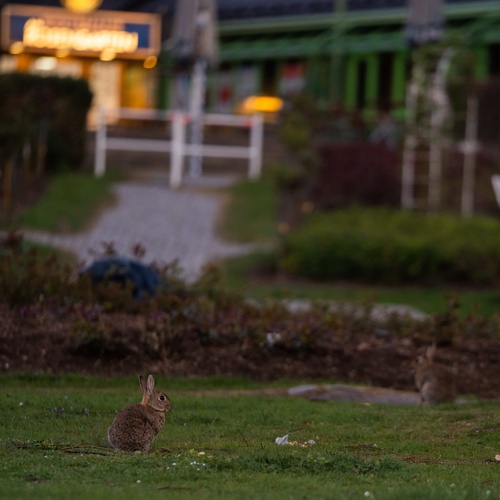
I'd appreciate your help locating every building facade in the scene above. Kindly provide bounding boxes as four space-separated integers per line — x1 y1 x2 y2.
213 0 500 119
1 0 499 121
0 0 165 125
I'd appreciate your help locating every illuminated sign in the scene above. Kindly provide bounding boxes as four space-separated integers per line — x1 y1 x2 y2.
1 5 161 60
23 18 139 53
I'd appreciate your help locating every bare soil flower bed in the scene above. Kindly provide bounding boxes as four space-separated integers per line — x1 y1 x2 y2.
1 301 499 401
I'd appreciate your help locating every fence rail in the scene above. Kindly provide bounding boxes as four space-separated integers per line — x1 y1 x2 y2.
94 107 264 188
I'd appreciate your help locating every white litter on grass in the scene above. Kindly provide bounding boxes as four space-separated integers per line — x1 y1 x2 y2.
274 434 316 447
275 434 289 445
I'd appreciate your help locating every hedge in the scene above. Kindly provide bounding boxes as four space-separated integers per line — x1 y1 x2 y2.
280 207 500 285
0 72 93 172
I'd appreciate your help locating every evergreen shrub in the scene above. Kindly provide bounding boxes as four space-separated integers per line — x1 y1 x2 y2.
280 207 500 285
0 72 93 172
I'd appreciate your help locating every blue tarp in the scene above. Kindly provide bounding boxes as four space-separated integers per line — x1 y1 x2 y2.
81 257 161 300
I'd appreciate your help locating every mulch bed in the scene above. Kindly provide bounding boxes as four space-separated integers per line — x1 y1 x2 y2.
1 304 499 400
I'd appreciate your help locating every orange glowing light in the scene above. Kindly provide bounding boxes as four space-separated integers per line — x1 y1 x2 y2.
143 55 157 69
241 96 283 114
60 0 102 14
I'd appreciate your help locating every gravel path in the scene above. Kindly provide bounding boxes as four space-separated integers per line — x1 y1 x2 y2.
23 175 254 280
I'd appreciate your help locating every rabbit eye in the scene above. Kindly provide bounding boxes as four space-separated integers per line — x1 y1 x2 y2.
160 395 165 401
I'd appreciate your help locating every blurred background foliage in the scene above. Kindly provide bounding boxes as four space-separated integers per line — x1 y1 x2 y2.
0 72 92 222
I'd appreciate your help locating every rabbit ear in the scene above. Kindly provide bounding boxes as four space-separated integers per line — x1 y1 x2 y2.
146 375 155 395
139 375 148 394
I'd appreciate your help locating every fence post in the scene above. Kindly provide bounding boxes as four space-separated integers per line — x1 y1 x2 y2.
248 113 263 179
94 107 107 178
461 95 478 217
170 111 186 189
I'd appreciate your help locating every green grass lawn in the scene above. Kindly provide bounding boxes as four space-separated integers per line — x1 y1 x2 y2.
217 178 500 318
219 176 278 244
1 375 499 499
218 251 500 317
13 171 120 233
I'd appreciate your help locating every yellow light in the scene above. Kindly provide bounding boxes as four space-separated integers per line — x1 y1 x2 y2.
99 48 116 61
60 0 102 14
143 55 157 69
34 56 57 71
56 47 71 58
9 41 24 55
23 18 139 54
241 96 283 114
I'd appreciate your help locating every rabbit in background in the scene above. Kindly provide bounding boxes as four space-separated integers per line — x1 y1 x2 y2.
415 344 457 405
108 374 172 452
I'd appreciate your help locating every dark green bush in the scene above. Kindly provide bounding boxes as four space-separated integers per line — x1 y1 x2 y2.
0 232 90 306
0 72 93 172
280 207 500 285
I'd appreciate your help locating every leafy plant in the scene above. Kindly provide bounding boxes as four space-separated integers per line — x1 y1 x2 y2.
0 72 92 173
280 207 500 285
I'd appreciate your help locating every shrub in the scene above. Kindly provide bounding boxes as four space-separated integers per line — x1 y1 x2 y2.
0 73 93 221
313 143 401 209
280 207 500 285
0 72 92 173
0 231 90 306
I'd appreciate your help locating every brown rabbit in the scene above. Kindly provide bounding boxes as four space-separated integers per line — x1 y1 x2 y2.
108 374 172 452
414 344 456 404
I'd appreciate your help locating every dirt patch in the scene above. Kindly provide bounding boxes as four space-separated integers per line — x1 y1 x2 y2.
184 384 422 405
1 303 499 401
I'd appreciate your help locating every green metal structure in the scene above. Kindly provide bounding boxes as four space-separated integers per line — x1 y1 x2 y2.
208 1 500 117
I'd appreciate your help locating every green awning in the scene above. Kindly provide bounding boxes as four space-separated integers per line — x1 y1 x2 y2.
220 30 408 61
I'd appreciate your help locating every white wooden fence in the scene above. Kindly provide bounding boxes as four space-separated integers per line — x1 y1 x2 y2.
94 107 264 189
